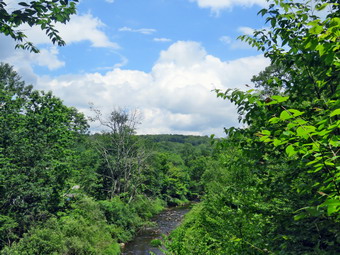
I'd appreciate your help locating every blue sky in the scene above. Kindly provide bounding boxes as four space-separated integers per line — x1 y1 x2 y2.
1 0 271 136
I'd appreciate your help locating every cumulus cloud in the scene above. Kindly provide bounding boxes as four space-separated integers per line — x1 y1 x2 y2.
119 27 157 35
2 1 117 48
189 0 267 13
34 41 269 136
33 47 65 70
58 14 119 48
153 38 172 42
0 13 118 80
0 35 63 83
21 14 119 49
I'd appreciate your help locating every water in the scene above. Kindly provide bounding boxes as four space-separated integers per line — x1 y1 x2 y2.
121 205 191 255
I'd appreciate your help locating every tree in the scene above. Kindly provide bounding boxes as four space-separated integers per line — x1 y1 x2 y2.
215 0 339 252
238 0 340 215
0 63 88 247
167 0 339 253
250 62 289 97
89 106 147 202
0 0 79 52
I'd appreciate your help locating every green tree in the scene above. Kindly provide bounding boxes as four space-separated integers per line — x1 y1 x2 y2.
0 0 79 52
168 0 339 253
236 0 340 218
0 63 88 247
215 0 340 252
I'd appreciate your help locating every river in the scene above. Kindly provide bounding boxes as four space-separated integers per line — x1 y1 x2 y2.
121 205 191 255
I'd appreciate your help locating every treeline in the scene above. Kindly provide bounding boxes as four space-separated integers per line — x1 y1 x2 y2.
0 66 212 254
165 0 339 254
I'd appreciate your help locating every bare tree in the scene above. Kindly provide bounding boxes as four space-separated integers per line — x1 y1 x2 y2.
89 104 147 202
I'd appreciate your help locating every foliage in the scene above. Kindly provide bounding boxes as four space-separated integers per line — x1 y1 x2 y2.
150 239 162 247
141 135 212 204
1 197 120 255
69 139 102 197
0 63 88 248
98 195 165 243
0 0 79 52
167 0 339 254
1 195 165 254
235 0 340 220
166 146 273 255
0 63 212 253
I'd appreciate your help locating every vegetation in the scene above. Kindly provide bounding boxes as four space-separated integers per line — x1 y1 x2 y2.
1 0 339 254
166 0 340 254
0 64 212 253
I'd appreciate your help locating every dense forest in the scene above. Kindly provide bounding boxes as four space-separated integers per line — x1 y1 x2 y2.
1 0 339 254
0 75 212 253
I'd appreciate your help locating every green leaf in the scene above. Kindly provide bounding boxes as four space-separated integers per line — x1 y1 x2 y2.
316 3 328 11
271 95 289 103
329 139 340 147
271 18 276 27
330 109 340 117
309 24 324 35
269 117 280 124
280 110 293 120
296 126 316 138
319 199 340 215
18 2 30 7
294 213 307 221
273 138 287 147
293 118 307 125
286 144 297 157
230 236 242 242
261 130 271 136
288 109 304 117
316 44 326 56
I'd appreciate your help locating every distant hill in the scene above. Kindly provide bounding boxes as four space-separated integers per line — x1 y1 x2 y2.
139 134 212 156
139 134 211 146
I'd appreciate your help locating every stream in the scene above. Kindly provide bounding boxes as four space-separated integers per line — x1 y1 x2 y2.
121 205 191 255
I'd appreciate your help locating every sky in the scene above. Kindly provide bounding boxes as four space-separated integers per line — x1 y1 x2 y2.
1 0 271 136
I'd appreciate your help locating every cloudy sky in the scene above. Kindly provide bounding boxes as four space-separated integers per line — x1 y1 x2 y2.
1 0 271 136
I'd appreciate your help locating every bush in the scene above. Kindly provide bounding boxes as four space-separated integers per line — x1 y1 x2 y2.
150 239 162 247
1 197 120 255
99 195 165 243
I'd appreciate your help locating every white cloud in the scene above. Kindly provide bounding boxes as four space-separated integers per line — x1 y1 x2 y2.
58 14 119 48
189 0 267 13
0 13 119 77
0 35 63 83
119 27 157 35
153 38 172 42
220 35 232 44
4 4 118 49
238 26 255 35
33 47 65 70
21 14 119 49
33 41 269 136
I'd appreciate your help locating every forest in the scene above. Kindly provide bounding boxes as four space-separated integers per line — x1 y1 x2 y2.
0 0 339 254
